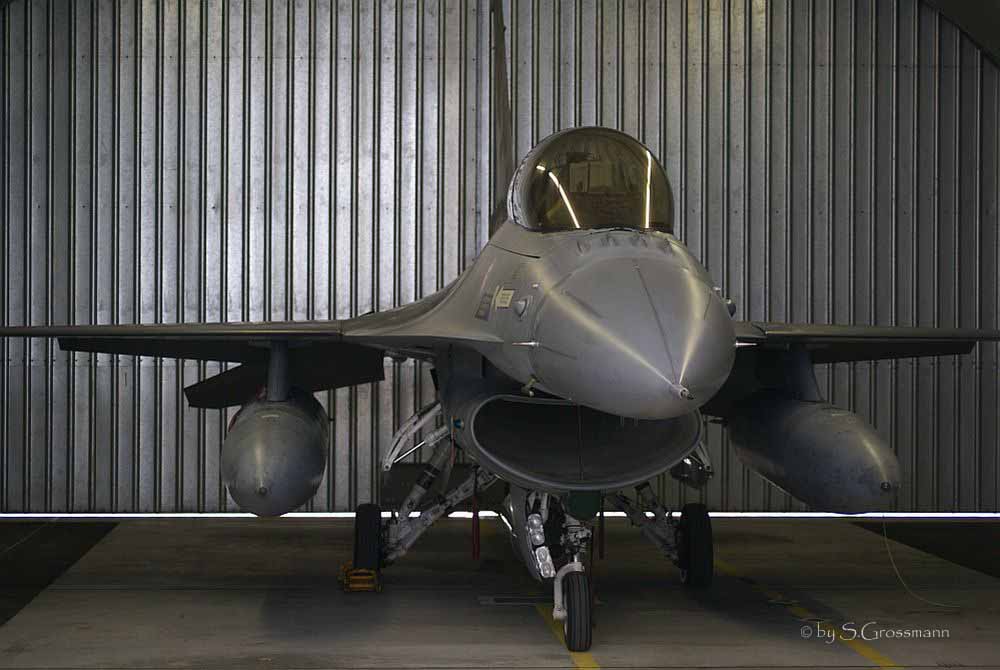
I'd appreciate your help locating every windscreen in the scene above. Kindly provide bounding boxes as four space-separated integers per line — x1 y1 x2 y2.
508 128 674 233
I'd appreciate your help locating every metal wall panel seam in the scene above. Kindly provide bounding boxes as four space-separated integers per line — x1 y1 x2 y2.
974 40 983 510
0 0 6 512
372 0 382 504
950 26 962 509
951 26 961 510
909 0 918 509
154 0 164 513
130 0 139 512
847 0 856 414
199 0 209 511
66 0 76 511
44 0 53 512
111 0 121 512
889 0 899 509
219 0 231 510
807 0 814 325
700 0 707 273
175 0 185 513
931 8 940 510
824 4 837 401
325 0 335 512
866 0 875 476
573 0 581 125
21 0 31 512
88 0 98 512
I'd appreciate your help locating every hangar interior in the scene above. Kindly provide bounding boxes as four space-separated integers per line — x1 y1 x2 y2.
1 0 1000 668
2 0 999 514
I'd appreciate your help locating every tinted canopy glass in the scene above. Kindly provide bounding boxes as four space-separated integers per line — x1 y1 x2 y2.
508 127 674 233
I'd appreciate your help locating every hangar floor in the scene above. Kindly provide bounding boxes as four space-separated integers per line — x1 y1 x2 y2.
0 517 997 669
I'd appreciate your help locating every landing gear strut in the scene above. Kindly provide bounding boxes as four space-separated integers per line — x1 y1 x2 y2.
611 483 714 588
351 426 499 573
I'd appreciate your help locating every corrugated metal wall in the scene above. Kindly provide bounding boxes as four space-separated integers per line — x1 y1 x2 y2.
2 0 998 512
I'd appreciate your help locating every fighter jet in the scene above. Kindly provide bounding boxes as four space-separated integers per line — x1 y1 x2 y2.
2 3 999 653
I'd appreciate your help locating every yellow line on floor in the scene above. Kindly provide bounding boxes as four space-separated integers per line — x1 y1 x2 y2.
535 603 600 669
715 557 900 668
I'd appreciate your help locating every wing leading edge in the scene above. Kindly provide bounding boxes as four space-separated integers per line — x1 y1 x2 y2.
0 284 503 407
735 321 1000 363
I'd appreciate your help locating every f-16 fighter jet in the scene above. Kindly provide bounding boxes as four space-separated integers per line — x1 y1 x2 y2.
3 2 998 653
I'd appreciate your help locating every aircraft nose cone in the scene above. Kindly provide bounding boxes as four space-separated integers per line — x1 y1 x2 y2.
531 256 736 419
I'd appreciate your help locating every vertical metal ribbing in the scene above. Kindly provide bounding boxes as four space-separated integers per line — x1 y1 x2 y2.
995 49 1000 513
174 0 184 513
595 0 602 126
325 2 340 509
529 0 537 145
87 0 97 512
973 42 983 510
865 0 874 466
909 0 918 509
45 0 53 512
110 0 120 512
847 0 856 413
806 0 814 326
931 9 940 510
371 0 381 504
699 1 707 270
153 0 163 513
22 0 32 512
198 0 208 512
348 0 359 510
0 0 7 513
218 0 231 510
889 0 899 509
573 0 580 126
826 0 835 402
950 26 960 510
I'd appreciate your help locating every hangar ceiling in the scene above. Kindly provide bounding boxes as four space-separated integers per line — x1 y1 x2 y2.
1 0 998 512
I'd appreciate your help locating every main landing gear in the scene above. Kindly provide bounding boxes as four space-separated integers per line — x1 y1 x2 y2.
612 482 714 588
350 409 499 577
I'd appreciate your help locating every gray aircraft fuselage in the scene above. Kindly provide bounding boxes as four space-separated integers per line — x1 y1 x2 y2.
438 220 736 422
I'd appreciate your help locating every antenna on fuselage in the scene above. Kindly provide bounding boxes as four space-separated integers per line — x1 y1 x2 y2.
490 0 515 237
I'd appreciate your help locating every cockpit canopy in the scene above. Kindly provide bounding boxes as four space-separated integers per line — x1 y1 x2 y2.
507 127 674 234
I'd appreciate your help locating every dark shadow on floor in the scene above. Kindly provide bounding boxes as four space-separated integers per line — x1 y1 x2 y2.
853 520 1000 578
0 522 116 626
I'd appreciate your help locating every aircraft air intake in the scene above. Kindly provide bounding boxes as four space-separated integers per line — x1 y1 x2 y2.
449 391 703 492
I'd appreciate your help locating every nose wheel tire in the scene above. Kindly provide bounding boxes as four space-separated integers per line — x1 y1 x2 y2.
676 502 713 588
562 571 593 652
353 503 383 570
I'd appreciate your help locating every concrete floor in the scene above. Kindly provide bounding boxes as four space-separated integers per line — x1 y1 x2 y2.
0 517 998 669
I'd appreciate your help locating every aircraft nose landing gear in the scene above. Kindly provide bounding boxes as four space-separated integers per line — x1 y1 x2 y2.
552 562 592 652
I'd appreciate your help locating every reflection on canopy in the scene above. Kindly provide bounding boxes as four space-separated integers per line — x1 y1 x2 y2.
508 127 674 234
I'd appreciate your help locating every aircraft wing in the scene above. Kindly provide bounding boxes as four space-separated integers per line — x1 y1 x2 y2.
0 286 503 408
735 321 1000 363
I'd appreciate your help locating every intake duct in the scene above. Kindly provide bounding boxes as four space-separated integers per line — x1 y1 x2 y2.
452 393 702 492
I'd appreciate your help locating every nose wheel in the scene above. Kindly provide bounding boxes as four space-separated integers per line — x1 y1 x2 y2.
676 502 713 588
561 571 593 652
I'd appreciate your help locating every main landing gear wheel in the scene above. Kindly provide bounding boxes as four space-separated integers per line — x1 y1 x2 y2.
677 502 713 588
562 571 593 652
353 503 383 571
